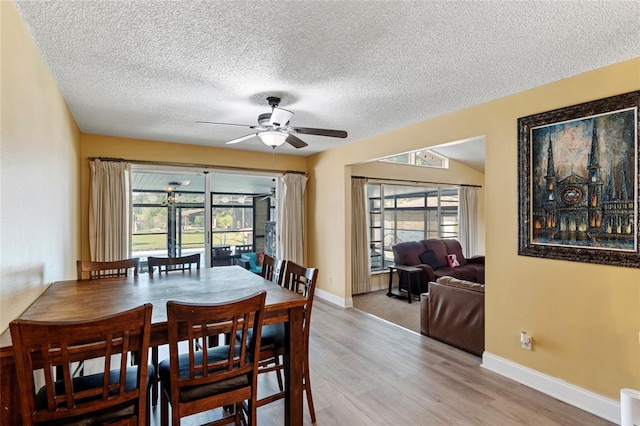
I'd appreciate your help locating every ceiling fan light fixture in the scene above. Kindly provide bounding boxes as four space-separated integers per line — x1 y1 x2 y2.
258 131 287 147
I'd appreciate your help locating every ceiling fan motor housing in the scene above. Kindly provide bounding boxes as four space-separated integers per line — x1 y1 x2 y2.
258 113 272 127
266 96 281 108
198 95 346 148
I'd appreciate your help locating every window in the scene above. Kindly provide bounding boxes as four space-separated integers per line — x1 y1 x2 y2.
132 182 206 262
211 193 255 247
378 149 448 169
368 183 459 272
131 168 278 269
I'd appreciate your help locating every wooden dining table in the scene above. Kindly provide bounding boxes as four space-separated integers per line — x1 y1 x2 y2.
0 265 307 425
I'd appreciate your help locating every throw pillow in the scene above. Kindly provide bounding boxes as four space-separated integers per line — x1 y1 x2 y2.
256 251 265 265
419 250 440 270
447 254 460 268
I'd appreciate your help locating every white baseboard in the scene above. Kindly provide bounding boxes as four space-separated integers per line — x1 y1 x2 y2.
315 288 350 308
315 284 388 308
482 352 621 424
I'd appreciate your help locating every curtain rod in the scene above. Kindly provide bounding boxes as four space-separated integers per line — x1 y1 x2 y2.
88 157 304 175
355 175 482 188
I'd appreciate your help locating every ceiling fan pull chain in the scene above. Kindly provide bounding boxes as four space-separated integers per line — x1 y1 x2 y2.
272 147 276 182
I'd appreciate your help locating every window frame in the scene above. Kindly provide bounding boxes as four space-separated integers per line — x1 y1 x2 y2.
368 183 460 272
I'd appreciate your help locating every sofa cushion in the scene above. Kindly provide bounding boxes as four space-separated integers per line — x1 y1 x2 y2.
240 253 262 274
442 239 468 266
418 250 441 270
392 241 426 266
421 239 449 268
437 275 484 293
435 267 477 283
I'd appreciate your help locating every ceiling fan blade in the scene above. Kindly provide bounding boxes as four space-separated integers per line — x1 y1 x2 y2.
225 133 258 145
285 133 308 149
269 107 294 127
292 127 348 138
196 121 259 129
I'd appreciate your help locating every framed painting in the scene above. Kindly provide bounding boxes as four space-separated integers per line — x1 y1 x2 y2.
518 91 640 268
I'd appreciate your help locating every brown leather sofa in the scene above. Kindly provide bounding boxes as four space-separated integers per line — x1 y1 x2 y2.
392 239 484 294
420 276 485 356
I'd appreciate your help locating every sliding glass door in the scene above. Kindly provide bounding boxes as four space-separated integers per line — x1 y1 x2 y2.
132 167 278 270
132 172 206 270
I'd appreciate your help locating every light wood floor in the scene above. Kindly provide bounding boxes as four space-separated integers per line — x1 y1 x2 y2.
150 300 613 425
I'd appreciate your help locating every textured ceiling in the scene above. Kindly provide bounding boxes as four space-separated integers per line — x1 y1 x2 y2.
14 1 640 163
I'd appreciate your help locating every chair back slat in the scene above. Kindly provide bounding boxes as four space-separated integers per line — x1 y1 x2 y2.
77 258 140 280
148 253 200 274
261 254 286 286
10 304 152 425
166 292 266 392
283 262 319 341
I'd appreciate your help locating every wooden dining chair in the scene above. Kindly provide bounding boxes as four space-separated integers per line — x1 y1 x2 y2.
248 261 318 422
74 257 141 378
146 253 201 405
9 304 153 426
159 291 267 426
260 254 286 285
148 253 201 274
76 258 140 280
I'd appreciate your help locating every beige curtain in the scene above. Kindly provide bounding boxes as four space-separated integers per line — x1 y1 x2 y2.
281 172 307 265
89 160 132 261
459 186 478 258
351 177 371 295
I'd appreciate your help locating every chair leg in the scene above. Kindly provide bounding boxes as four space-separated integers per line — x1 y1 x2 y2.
304 361 316 423
171 396 181 426
152 346 159 406
248 399 257 426
274 356 284 392
160 390 168 426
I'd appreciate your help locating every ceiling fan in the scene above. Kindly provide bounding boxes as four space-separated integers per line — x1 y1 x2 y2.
252 186 275 201
197 97 348 149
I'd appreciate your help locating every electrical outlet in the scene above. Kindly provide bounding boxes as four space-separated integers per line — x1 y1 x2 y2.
520 332 532 351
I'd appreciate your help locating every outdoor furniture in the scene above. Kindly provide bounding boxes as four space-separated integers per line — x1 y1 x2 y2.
76 258 140 280
211 246 234 266
9 304 153 425
159 292 266 425
237 252 262 275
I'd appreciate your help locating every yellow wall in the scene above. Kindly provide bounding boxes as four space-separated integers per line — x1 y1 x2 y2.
80 135 307 261
308 58 640 399
0 2 81 332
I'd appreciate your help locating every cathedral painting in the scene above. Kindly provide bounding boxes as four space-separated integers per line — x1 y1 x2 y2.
518 91 639 268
